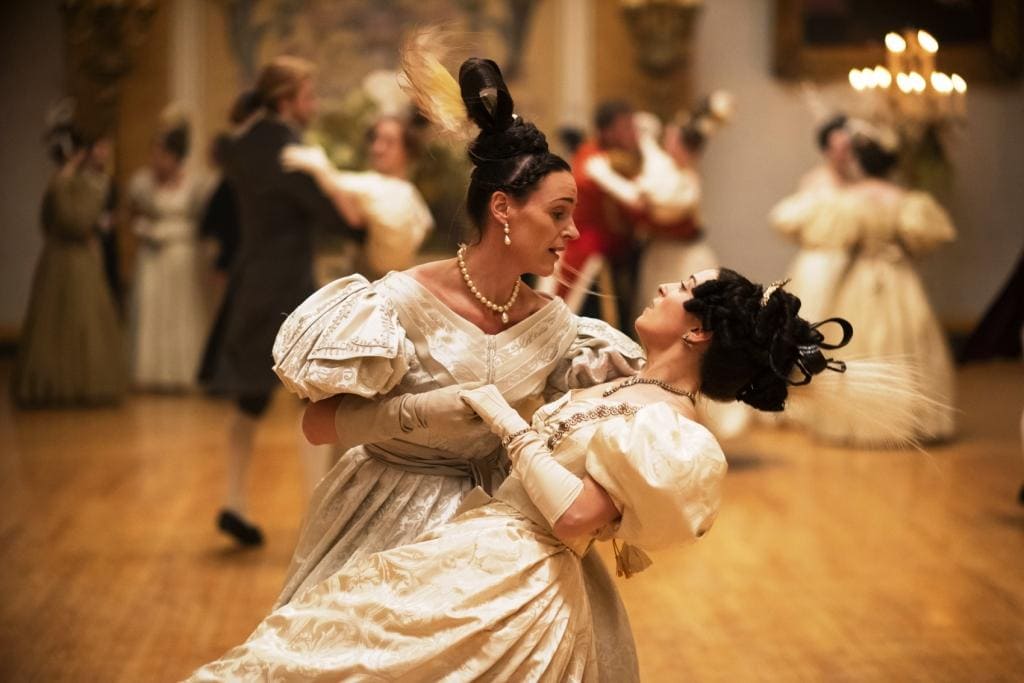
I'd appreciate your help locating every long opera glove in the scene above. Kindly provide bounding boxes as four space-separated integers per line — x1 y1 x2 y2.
332 383 481 453
460 385 584 526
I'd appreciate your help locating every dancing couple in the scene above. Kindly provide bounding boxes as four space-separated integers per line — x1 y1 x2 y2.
188 34 918 681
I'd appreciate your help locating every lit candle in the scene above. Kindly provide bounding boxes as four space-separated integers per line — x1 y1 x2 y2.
896 72 913 93
861 67 878 88
930 72 952 93
917 30 939 53
909 71 926 93
885 32 907 53
849 68 866 90
874 65 892 88
951 73 967 94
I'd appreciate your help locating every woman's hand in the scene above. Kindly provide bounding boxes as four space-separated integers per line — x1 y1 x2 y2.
281 144 333 176
459 384 529 440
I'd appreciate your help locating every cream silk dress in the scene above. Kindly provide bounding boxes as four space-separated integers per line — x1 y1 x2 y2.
772 186 957 443
189 397 727 682
129 168 209 389
330 170 434 277
265 271 645 679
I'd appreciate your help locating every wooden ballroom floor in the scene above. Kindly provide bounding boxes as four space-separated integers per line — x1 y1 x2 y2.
1 359 1022 682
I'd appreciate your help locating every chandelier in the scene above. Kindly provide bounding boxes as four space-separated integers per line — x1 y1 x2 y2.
847 29 966 124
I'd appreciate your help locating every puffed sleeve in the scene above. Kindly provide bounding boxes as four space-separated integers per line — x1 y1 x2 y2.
897 191 956 255
545 317 645 400
770 188 862 250
769 190 823 242
272 275 412 401
585 403 727 551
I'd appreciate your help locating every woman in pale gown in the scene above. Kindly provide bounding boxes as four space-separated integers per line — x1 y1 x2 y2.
769 114 853 323
187 267 873 681
773 120 956 444
633 94 733 321
240 44 646 680
128 116 209 390
283 115 433 279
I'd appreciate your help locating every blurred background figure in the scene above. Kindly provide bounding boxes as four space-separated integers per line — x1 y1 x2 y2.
550 99 644 328
198 132 241 306
12 106 126 406
201 56 357 546
633 92 734 321
282 113 433 280
771 113 857 323
780 119 957 446
126 106 209 392
800 113 854 193
91 135 124 317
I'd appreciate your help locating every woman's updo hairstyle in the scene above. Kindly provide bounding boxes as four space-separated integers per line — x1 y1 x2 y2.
400 30 569 236
457 58 570 232
846 117 900 178
683 269 851 411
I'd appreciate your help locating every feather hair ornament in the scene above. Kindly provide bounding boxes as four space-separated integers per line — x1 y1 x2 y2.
784 357 952 449
399 28 475 142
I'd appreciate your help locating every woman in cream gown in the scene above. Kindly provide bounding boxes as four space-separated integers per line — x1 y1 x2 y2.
257 46 645 681
189 267 871 681
769 114 853 323
128 120 209 389
282 115 434 279
773 122 956 444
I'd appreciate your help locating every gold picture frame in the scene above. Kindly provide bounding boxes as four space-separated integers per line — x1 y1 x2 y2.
774 0 1023 82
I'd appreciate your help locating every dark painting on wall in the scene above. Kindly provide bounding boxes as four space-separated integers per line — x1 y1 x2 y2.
774 0 1022 81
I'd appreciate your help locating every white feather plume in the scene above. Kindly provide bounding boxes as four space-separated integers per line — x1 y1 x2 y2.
784 357 953 449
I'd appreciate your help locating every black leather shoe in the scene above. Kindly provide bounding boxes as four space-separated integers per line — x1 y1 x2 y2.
217 509 264 546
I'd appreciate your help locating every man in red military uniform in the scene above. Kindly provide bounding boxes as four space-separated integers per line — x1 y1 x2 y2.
553 101 646 328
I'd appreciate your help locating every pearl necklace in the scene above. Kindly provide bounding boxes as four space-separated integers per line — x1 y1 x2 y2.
457 244 521 325
602 376 696 403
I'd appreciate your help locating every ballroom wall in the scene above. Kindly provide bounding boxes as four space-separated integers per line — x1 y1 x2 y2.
691 0 1024 328
0 0 64 339
2 0 1021 337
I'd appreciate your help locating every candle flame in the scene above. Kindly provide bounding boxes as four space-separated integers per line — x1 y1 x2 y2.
917 30 939 53
885 32 907 53
849 68 866 90
951 73 967 94
874 65 892 88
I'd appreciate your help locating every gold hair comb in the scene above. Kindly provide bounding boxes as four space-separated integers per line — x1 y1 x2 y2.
761 278 791 307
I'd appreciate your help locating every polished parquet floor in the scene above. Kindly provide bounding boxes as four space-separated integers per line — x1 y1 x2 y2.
1 360 1022 682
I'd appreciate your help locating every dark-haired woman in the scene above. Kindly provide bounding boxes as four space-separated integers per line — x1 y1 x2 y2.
282 114 433 278
774 119 956 445
12 127 127 406
188 268 891 680
261 34 644 681
127 110 209 390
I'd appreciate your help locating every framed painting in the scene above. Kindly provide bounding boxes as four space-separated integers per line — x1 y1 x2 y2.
774 0 1023 82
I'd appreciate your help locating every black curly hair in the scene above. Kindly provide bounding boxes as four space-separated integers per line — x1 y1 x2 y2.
161 123 190 162
851 134 898 178
458 58 571 235
683 269 851 411
816 114 848 151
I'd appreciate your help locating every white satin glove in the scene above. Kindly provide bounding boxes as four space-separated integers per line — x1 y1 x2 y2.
461 385 583 526
281 144 333 176
505 430 584 527
458 384 529 441
333 383 482 453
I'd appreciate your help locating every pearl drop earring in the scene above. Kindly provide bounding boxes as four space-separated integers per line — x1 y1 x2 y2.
503 222 511 246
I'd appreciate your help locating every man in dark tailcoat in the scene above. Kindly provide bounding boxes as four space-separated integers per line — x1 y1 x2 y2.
202 56 359 545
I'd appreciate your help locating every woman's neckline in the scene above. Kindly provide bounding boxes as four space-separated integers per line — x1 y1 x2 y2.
392 270 563 339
